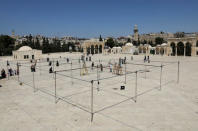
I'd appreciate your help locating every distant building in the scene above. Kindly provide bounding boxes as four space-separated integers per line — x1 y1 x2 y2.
12 46 42 60
122 42 138 54
83 39 105 55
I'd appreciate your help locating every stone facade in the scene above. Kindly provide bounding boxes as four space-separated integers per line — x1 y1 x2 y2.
12 46 42 60
83 41 105 55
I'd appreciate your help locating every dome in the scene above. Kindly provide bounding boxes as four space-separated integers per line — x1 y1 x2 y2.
161 43 167 46
18 46 32 51
125 43 133 46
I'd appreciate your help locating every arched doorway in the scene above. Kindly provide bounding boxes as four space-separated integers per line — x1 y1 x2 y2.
143 47 146 53
160 48 164 55
150 49 155 55
95 45 98 54
87 47 90 55
196 40 198 47
91 45 94 55
177 42 184 56
99 45 102 53
185 42 192 56
170 42 176 56
156 47 160 54
138 47 142 53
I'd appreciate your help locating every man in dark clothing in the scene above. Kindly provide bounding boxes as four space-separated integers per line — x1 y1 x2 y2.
49 67 53 73
1 69 6 79
144 56 147 63
147 56 150 63
56 61 59 66
91 62 94 70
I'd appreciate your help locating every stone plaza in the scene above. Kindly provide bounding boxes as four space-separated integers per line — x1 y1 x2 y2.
0 52 198 131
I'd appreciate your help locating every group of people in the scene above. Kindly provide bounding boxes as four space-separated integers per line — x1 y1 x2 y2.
144 56 150 63
112 63 123 75
109 57 125 75
1 67 19 79
91 62 104 72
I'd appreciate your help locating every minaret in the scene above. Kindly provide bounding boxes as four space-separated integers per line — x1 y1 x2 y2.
11 29 15 38
133 25 138 41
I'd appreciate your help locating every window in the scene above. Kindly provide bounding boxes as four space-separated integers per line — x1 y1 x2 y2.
24 55 29 59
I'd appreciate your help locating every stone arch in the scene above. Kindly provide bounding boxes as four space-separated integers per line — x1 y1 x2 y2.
91 45 94 55
170 42 176 56
87 47 90 55
99 45 102 53
185 42 192 56
156 47 160 54
95 45 98 54
138 47 142 53
177 42 184 56
143 47 146 53
160 47 164 55
196 40 198 47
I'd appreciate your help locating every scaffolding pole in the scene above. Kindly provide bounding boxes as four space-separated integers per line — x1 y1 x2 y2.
7 63 9 80
17 62 20 83
91 80 94 122
135 71 138 102
159 64 163 91
33 71 36 92
97 64 99 91
177 61 180 83
79 59 81 76
55 71 57 103
53 59 55 78
71 61 73 85
124 63 126 84
39 61 41 76
144 65 147 79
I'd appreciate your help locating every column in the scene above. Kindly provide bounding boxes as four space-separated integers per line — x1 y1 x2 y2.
184 46 186 57
175 46 177 56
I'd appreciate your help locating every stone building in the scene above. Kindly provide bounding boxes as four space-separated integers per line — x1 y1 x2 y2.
122 43 138 54
82 39 105 55
132 25 198 56
12 46 42 60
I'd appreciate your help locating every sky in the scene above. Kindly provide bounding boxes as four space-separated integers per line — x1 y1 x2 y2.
0 0 198 38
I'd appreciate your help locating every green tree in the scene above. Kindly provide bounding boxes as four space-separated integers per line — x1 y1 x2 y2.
42 38 50 53
35 37 41 49
174 32 185 38
155 37 164 45
0 35 15 56
62 42 69 52
141 40 147 45
68 42 76 52
99 35 103 41
105 38 115 48
148 40 154 47
127 38 131 43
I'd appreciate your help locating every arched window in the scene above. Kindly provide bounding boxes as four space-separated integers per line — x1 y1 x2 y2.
196 41 198 47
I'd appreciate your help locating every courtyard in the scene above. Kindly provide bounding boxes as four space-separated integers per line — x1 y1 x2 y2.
0 53 198 131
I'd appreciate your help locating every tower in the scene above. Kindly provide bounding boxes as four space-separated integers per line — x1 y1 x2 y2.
11 29 15 38
133 25 139 41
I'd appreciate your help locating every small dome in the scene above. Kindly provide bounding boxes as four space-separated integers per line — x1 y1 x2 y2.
125 43 133 46
18 46 32 51
161 43 167 46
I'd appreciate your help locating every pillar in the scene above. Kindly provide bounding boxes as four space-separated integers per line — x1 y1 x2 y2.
184 46 186 57
175 46 177 56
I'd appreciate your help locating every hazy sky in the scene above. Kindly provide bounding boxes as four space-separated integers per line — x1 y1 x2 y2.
0 0 198 38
